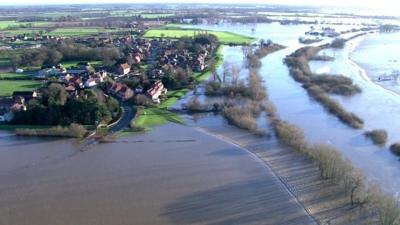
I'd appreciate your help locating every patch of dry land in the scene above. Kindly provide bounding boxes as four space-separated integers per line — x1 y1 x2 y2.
0 124 316 225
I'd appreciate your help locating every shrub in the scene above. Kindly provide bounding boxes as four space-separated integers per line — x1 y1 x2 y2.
134 94 153 106
223 106 257 132
271 119 308 153
205 81 222 96
15 123 87 138
186 96 206 112
306 85 364 129
307 74 361 96
365 129 388 146
390 143 400 156
331 38 346 49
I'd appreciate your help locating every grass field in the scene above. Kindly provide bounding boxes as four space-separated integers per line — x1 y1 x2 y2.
134 107 184 128
0 21 52 30
60 60 102 68
144 28 256 45
159 88 189 108
0 80 42 96
48 28 106 36
47 27 131 36
0 72 32 80
0 29 43 35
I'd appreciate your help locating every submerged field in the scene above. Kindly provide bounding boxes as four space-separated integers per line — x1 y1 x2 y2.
144 27 256 45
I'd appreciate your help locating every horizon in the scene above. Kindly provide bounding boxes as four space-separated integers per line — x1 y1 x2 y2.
0 1 398 16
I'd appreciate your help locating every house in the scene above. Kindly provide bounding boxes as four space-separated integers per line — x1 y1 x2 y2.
135 85 144 94
0 98 14 122
147 80 167 103
110 83 123 95
193 54 206 72
66 69 88 77
109 82 134 101
118 86 134 101
77 62 93 71
13 91 37 102
36 68 59 79
84 78 97 88
117 63 131 75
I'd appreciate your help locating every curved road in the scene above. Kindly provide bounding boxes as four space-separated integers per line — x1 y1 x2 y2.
109 104 136 133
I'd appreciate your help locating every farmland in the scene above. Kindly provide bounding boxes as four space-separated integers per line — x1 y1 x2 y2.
144 27 256 45
48 28 109 36
0 20 52 29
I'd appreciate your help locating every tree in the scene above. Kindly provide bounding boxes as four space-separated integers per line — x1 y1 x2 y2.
9 54 22 69
48 83 67 106
44 49 63 66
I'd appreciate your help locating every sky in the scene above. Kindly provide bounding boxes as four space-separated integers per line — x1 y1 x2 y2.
0 0 397 15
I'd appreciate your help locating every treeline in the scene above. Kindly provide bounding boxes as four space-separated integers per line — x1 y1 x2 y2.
285 45 364 129
10 43 123 68
15 123 87 138
12 83 119 126
254 49 400 224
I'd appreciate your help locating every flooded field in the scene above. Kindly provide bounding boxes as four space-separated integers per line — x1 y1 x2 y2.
188 22 400 195
0 125 316 225
351 32 400 93
1 18 400 224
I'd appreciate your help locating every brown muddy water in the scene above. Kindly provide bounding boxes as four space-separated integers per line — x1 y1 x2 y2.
0 124 315 225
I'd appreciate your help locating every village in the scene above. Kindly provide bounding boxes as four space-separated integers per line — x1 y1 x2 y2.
0 32 216 126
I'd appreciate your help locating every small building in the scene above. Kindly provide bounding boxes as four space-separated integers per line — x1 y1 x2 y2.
12 91 37 102
110 82 134 101
117 63 131 75
84 78 97 88
147 80 167 103
118 86 134 101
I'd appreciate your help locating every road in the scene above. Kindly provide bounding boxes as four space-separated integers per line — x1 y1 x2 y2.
109 104 136 133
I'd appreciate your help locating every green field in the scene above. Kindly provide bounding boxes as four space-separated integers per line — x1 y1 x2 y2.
1 29 44 35
144 28 256 45
135 107 183 128
0 20 52 30
48 28 105 36
47 27 131 37
60 60 102 68
0 80 42 96
0 72 32 80
159 88 189 108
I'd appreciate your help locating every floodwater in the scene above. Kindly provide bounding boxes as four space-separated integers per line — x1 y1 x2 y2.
2 20 400 224
0 125 316 225
351 32 400 93
188 22 400 195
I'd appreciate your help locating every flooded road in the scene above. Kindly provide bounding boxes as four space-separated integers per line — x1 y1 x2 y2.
0 125 316 225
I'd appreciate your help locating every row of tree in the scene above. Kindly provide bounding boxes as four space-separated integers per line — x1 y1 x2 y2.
12 83 119 126
10 42 124 68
